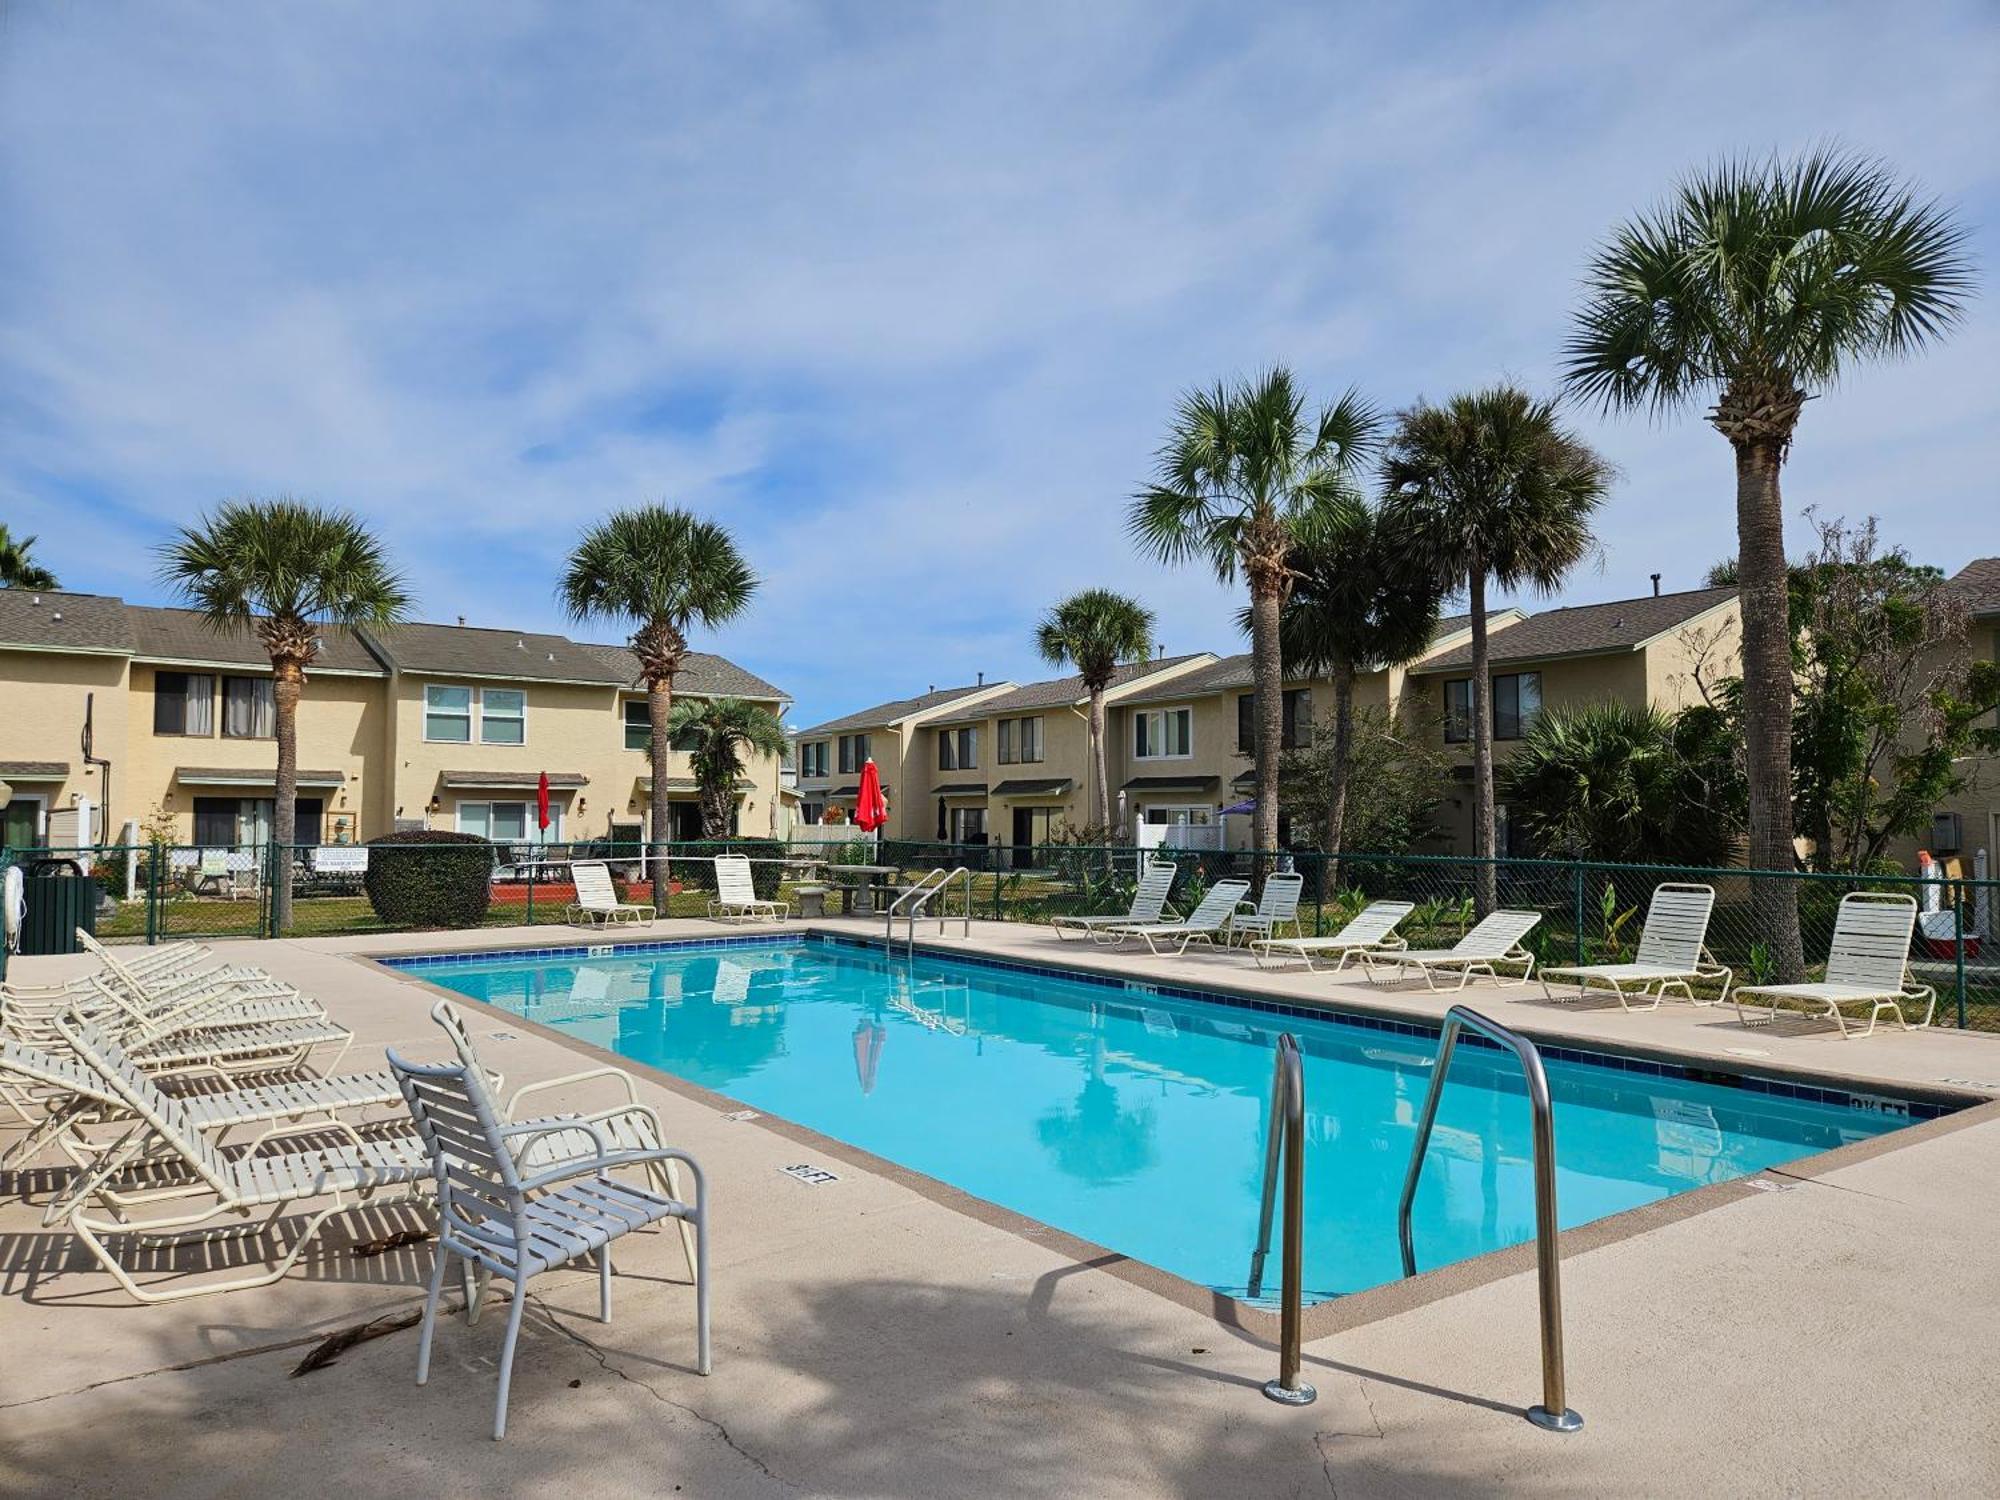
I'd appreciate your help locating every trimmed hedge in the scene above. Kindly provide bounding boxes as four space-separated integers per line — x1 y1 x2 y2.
363 831 494 929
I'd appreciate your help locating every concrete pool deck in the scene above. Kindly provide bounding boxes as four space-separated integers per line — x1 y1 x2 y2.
3 919 1998 1496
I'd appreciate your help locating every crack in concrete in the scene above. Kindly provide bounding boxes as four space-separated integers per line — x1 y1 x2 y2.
0 1326 348 1411
1309 1379 1385 1499
533 1297 800 1492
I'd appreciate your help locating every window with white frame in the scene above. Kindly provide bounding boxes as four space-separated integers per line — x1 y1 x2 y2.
1141 804 1213 826
424 684 473 743
997 716 1043 764
624 699 651 751
457 800 559 845
949 806 987 842
937 725 977 771
1133 706 1193 759
480 688 526 745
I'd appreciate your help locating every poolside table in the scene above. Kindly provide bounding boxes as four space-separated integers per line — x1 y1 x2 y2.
833 865 904 916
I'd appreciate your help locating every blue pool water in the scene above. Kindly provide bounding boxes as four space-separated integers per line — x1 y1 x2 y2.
396 936 1919 1301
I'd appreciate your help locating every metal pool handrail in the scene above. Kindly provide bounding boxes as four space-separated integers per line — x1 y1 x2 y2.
883 867 972 956
1397 1005 1581 1433
1248 1032 1313 1406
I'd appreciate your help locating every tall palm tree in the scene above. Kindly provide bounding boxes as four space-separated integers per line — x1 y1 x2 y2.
1271 496 1442 861
1131 368 1379 857
1562 149 1973 976
559 506 756 882
0 525 58 590
1380 386 1613 913
158 499 409 934
665 695 789 838
1035 589 1155 834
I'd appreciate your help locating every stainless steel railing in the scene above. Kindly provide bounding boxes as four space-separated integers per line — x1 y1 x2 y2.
1247 1032 1313 1406
883 866 972 956
1397 1005 1581 1432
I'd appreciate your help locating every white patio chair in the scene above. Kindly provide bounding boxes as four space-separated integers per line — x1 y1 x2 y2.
1229 871 1305 947
1049 860 1176 941
391 1007 709 1440
1359 909 1542 991
708 854 788 922
1731 892 1934 1039
1250 900 1415 971
1099 879 1251 956
1538 883 1732 1009
565 860 656 926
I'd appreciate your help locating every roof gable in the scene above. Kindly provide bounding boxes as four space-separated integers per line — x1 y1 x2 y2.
361 621 628 685
1413 587 1737 672
579 643 787 701
795 682 1010 737
927 654 1214 722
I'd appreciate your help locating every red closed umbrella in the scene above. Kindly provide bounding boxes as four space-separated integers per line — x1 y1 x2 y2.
536 771 551 836
854 758 889 833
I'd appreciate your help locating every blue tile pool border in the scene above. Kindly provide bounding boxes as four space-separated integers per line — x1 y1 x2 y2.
376 930 1961 1122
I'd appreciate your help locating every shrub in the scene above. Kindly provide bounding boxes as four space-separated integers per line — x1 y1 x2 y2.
363 831 494 929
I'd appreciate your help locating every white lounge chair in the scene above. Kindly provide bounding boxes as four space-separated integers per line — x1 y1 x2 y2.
1100 879 1251 956
1049 860 1177 941
1731 892 1934 1039
1229 872 1305 947
391 1007 709 1440
48 1012 430 1304
566 860 656 927
708 855 788 922
1537 883 1732 1009
1360 909 1542 991
1250 900 1415 971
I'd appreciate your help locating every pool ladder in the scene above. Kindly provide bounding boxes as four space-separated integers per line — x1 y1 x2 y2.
1249 1007 1580 1431
883 867 972 957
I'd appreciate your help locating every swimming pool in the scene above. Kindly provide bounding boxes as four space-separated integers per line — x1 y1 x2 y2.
390 935 1929 1302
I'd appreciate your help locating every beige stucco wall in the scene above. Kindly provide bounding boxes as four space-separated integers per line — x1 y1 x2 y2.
0 647 129 843
1643 600 1740 713
1886 618 2000 875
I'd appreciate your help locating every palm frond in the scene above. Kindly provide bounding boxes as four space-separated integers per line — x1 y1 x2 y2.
1036 589 1156 689
559 505 757 663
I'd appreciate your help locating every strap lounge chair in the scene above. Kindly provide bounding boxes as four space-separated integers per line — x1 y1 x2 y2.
1250 900 1415 971
1538 883 1732 1009
1360 909 1542 991
47 1012 430 1304
1100 879 1251 956
708 854 788 922
566 861 656 927
391 1004 709 1440
1229 872 1305 947
1049 860 1177 942
1731 892 1935 1039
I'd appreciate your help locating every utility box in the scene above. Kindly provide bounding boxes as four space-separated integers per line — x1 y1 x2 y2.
19 858 97 956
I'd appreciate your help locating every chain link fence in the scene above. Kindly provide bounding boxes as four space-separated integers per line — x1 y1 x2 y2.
5 836 1995 1031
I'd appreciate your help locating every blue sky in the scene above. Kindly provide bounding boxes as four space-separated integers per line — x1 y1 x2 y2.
3 2 1996 729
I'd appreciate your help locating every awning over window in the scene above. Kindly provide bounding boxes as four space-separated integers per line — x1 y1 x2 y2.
991 777 1072 797
178 766 347 788
1122 774 1220 793
635 776 752 794
931 782 988 797
441 770 587 790
0 761 68 781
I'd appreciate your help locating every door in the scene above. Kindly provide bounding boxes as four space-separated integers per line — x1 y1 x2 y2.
670 801 705 843
1011 807 1034 868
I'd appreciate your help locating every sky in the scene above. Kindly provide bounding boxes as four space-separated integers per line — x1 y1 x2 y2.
2 1 1996 729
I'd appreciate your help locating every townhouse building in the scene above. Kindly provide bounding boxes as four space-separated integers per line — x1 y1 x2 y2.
0 587 788 850
1913 558 2000 873
790 681 1020 837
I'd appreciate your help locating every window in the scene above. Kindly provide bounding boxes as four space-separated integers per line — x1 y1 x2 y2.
949 807 987 843
1236 689 1313 752
1495 803 1532 858
1133 706 1192 759
458 800 559 845
190 796 321 847
998 716 1043 764
937 725 977 771
799 741 829 778
480 688 525 745
424 684 472 743
220 676 275 739
624 699 651 751
153 672 215 736
1445 673 1542 742
800 799 826 826
838 733 871 774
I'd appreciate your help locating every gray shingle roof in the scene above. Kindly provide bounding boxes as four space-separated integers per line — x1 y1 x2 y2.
176 766 347 786
929 655 1210 723
0 760 69 779
1946 558 2000 617
579 643 787 701
128 605 386 675
1414 587 1737 671
361 622 628 685
441 769 589 789
795 683 1002 738
0 590 135 655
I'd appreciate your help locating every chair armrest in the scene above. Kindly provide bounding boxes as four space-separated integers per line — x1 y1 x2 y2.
506 1066 642 1118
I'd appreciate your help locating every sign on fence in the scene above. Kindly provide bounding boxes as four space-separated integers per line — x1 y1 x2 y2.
311 846 369 876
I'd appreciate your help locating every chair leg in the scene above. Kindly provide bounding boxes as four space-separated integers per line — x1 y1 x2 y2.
599 1248 612 1323
693 1203 711 1377
494 1282 528 1441
416 1242 450 1386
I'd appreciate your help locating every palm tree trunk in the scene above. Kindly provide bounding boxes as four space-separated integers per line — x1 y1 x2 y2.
1734 437 1805 980
1088 686 1110 833
1325 657 1356 889
1468 563 1497 916
271 659 302 935
648 678 674 897
1249 574 1285 884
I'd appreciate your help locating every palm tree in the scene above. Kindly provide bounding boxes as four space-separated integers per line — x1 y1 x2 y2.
1034 589 1155 834
0 525 58 590
559 506 757 883
1562 148 1974 976
665 696 789 838
1131 368 1379 858
158 499 409 934
1271 496 1443 865
1380 386 1613 913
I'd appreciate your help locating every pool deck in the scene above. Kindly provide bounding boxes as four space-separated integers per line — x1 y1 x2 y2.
4 918 1999 1497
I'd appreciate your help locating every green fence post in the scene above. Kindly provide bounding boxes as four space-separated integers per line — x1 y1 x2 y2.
1572 861 1586 966
144 847 160 945
527 857 537 928
1954 878 1969 1030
